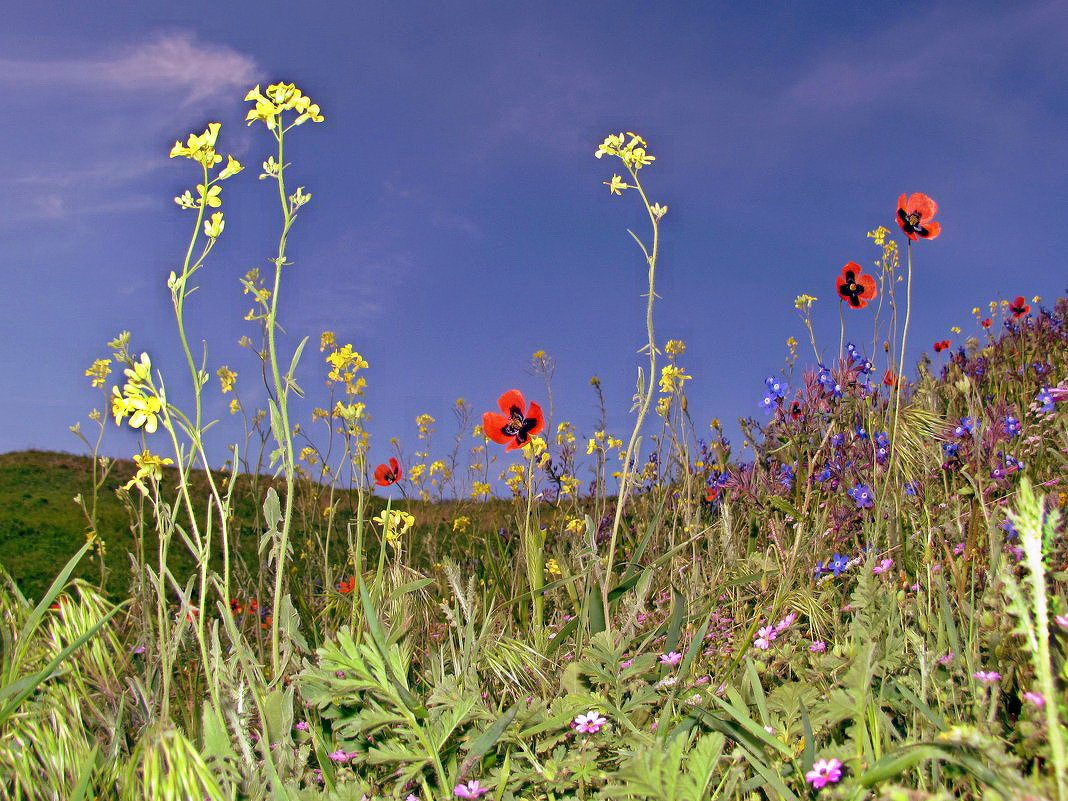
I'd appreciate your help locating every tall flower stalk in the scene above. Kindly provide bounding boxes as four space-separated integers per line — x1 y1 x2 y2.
594 133 666 626
243 84 324 678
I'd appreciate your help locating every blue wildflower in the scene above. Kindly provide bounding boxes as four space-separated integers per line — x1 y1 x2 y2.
848 484 874 509
779 464 795 488
952 418 974 439
817 463 833 482
1036 387 1055 414
758 395 776 415
854 426 868 441
828 554 849 576
765 375 787 399
904 481 920 497
1002 414 1021 438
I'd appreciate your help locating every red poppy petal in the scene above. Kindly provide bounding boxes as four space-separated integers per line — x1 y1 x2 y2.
525 401 545 437
373 464 389 485
897 193 907 213
858 274 878 301
389 457 402 479
920 221 941 239
483 412 513 444
909 193 937 220
497 389 526 416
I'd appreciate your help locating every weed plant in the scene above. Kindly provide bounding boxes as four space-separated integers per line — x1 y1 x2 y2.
1 84 1066 801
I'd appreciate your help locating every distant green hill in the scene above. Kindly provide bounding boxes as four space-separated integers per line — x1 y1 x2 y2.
0 449 518 600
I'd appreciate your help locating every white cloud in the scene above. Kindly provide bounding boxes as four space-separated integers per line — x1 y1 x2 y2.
0 30 262 104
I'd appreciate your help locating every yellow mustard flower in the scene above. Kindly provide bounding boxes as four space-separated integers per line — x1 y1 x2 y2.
122 450 174 493
85 358 112 388
196 183 222 208
471 482 491 499
217 366 237 393
794 294 817 311
659 364 691 393
452 516 470 533
545 558 562 578
665 339 686 356
203 212 225 238
228 398 241 415
565 517 586 536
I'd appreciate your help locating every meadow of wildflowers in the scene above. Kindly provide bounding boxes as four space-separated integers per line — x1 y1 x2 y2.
1 83 1066 801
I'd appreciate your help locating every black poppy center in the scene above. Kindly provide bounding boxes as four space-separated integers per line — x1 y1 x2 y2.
501 405 537 443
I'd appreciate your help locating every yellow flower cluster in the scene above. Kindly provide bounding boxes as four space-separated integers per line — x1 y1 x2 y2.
556 421 575 446
244 83 324 130
217 365 237 393
110 353 162 434
85 358 112 389
664 339 686 356
471 481 492 499
586 430 623 455
504 464 526 494
545 558 562 578
325 345 369 394
565 518 586 536
416 414 436 438
121 450 174 494
794 294 817 311
452 516 470 533
659 364 692 394
320 330 337 351
595 132 656 170
169 122 243 224
373 509 415 546
559 475 579 496
867 226 890 247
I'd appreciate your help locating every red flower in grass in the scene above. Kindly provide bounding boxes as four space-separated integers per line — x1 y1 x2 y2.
338 576 355 594
933 340 951 353
883 370 901 389
1010 296 1030 319
483 389 544 451
896 193 941 240
374 457 403 486
836 263 878 309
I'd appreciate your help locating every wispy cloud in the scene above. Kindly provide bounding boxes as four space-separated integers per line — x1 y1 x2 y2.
0 30 263 104
784 0 1068 112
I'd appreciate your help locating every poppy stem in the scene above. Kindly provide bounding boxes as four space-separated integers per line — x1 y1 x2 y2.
887 240 913 511
838 300 845 362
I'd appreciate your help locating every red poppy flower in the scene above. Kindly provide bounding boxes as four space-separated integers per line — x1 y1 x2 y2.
933 340 950 353
338 576 355 594
705 486 720 503
789 401 804 420
836 263 878 309
483 389 545 451
883 370 900 388
374 457 403 486
896 193 941 240
981 318 992 328
1009 296 1030 319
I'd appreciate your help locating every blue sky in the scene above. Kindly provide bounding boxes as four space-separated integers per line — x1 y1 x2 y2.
2 0 1066 479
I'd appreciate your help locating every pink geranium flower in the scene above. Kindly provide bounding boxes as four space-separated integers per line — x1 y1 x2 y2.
454 781 491 799
809 640 827 653
572 711 607 734
659 651 683 665
1023 691 1046 707
805 757 843 789
973 670 1001 683
872 558 893 574
327 749 351 762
